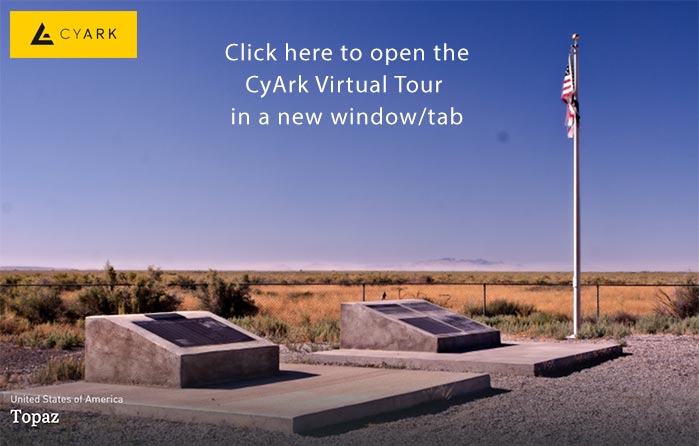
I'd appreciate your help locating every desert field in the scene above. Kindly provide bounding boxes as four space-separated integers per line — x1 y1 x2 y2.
1 269 697 389
240 283 678 324
2 270 696 325
141 270 693 324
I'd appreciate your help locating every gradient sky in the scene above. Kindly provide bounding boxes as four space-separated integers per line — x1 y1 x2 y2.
1 1 697 271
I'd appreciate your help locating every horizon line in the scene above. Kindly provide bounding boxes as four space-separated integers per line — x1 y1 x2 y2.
1 265 697 274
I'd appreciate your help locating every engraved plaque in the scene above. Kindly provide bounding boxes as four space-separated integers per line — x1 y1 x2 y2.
400 317 462 335
438 314 484 332
134 316 253 347
366 303 416 316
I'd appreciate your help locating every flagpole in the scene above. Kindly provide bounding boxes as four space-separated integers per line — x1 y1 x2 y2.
571 33 581 338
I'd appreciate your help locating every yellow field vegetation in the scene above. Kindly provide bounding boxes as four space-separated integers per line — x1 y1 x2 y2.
2 270 693 326
199 283 676 325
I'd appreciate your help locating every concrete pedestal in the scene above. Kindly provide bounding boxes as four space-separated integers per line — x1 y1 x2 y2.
341 300 500 353
85 311 278 388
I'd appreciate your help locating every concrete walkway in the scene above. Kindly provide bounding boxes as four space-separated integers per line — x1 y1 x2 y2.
307 341 622 376
1 363 490 434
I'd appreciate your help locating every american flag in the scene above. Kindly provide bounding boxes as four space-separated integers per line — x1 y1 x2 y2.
561 49 578 138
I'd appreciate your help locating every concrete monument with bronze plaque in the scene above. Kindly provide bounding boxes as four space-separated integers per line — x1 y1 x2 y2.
341 299 501 352
85 311 278 387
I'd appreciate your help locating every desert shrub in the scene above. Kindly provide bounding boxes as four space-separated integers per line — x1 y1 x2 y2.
32 357 84 384
0 276 23 313
528 311 570 324
635 314 673 334
294 318 340 343
72 286 122 317
168 273 197 290
232 315 339 344
528 320 572 339
463 299 536 317
475 314 571 340
47 273 85 291
368 274 402 285
9 286 63 324
197 270 258 319
69 262 137 317
462 303 485 317
13 323 84 349
489 299 536 316
534 275 552 285
71 265 178 316
479 312 699 339
0 313 31 335
0 291 8 315
607 311 638 325
655 280 699 319
673 316 699 334
577 323 608 339
288 291 314 299
232 315 289 343
240 273 261 284
128 267 180 314
581 314 599 324
579 321 631 339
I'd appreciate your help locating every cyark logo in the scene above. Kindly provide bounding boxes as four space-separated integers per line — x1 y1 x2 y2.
10 11 137 58
30 23 54 45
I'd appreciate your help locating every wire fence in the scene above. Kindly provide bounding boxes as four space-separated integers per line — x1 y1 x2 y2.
1 280 695 321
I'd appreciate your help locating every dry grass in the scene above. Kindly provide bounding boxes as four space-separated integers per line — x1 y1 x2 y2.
8 323 84 349
246 283 674 325
175 291 201 311
31 357 84 385
1 271 697 346
2 270 695 327
3 270 693 286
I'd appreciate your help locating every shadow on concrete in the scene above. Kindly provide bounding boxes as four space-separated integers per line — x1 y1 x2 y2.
447 342 517 353
538 351 630 378
303 387 510 437
198 370 319 390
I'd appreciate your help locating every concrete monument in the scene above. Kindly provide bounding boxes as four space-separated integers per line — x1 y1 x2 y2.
341 299 500 352
85 311 278 387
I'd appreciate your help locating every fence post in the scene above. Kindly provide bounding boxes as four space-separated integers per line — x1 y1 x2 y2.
362 283 366 302
596 284 600 324
482 283 487 316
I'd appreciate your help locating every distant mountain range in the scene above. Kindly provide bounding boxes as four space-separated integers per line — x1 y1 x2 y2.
411 257 504 268
242 258 518 271
397 258 524 271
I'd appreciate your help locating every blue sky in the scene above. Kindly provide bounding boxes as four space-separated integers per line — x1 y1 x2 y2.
1 1 697 271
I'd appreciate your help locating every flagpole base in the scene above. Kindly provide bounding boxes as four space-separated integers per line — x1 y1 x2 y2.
566 334 577 340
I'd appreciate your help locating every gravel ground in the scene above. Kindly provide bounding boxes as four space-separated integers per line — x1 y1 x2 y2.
0 344 83 389
1 335 698 446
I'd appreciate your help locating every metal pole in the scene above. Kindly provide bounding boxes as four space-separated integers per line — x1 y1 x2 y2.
596 284 600 324
361 283 366 302
571 34 581 338
482 283 487 317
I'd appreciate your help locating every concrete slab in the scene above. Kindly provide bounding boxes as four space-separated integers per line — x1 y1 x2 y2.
307 341 623 376
1 364 490 434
